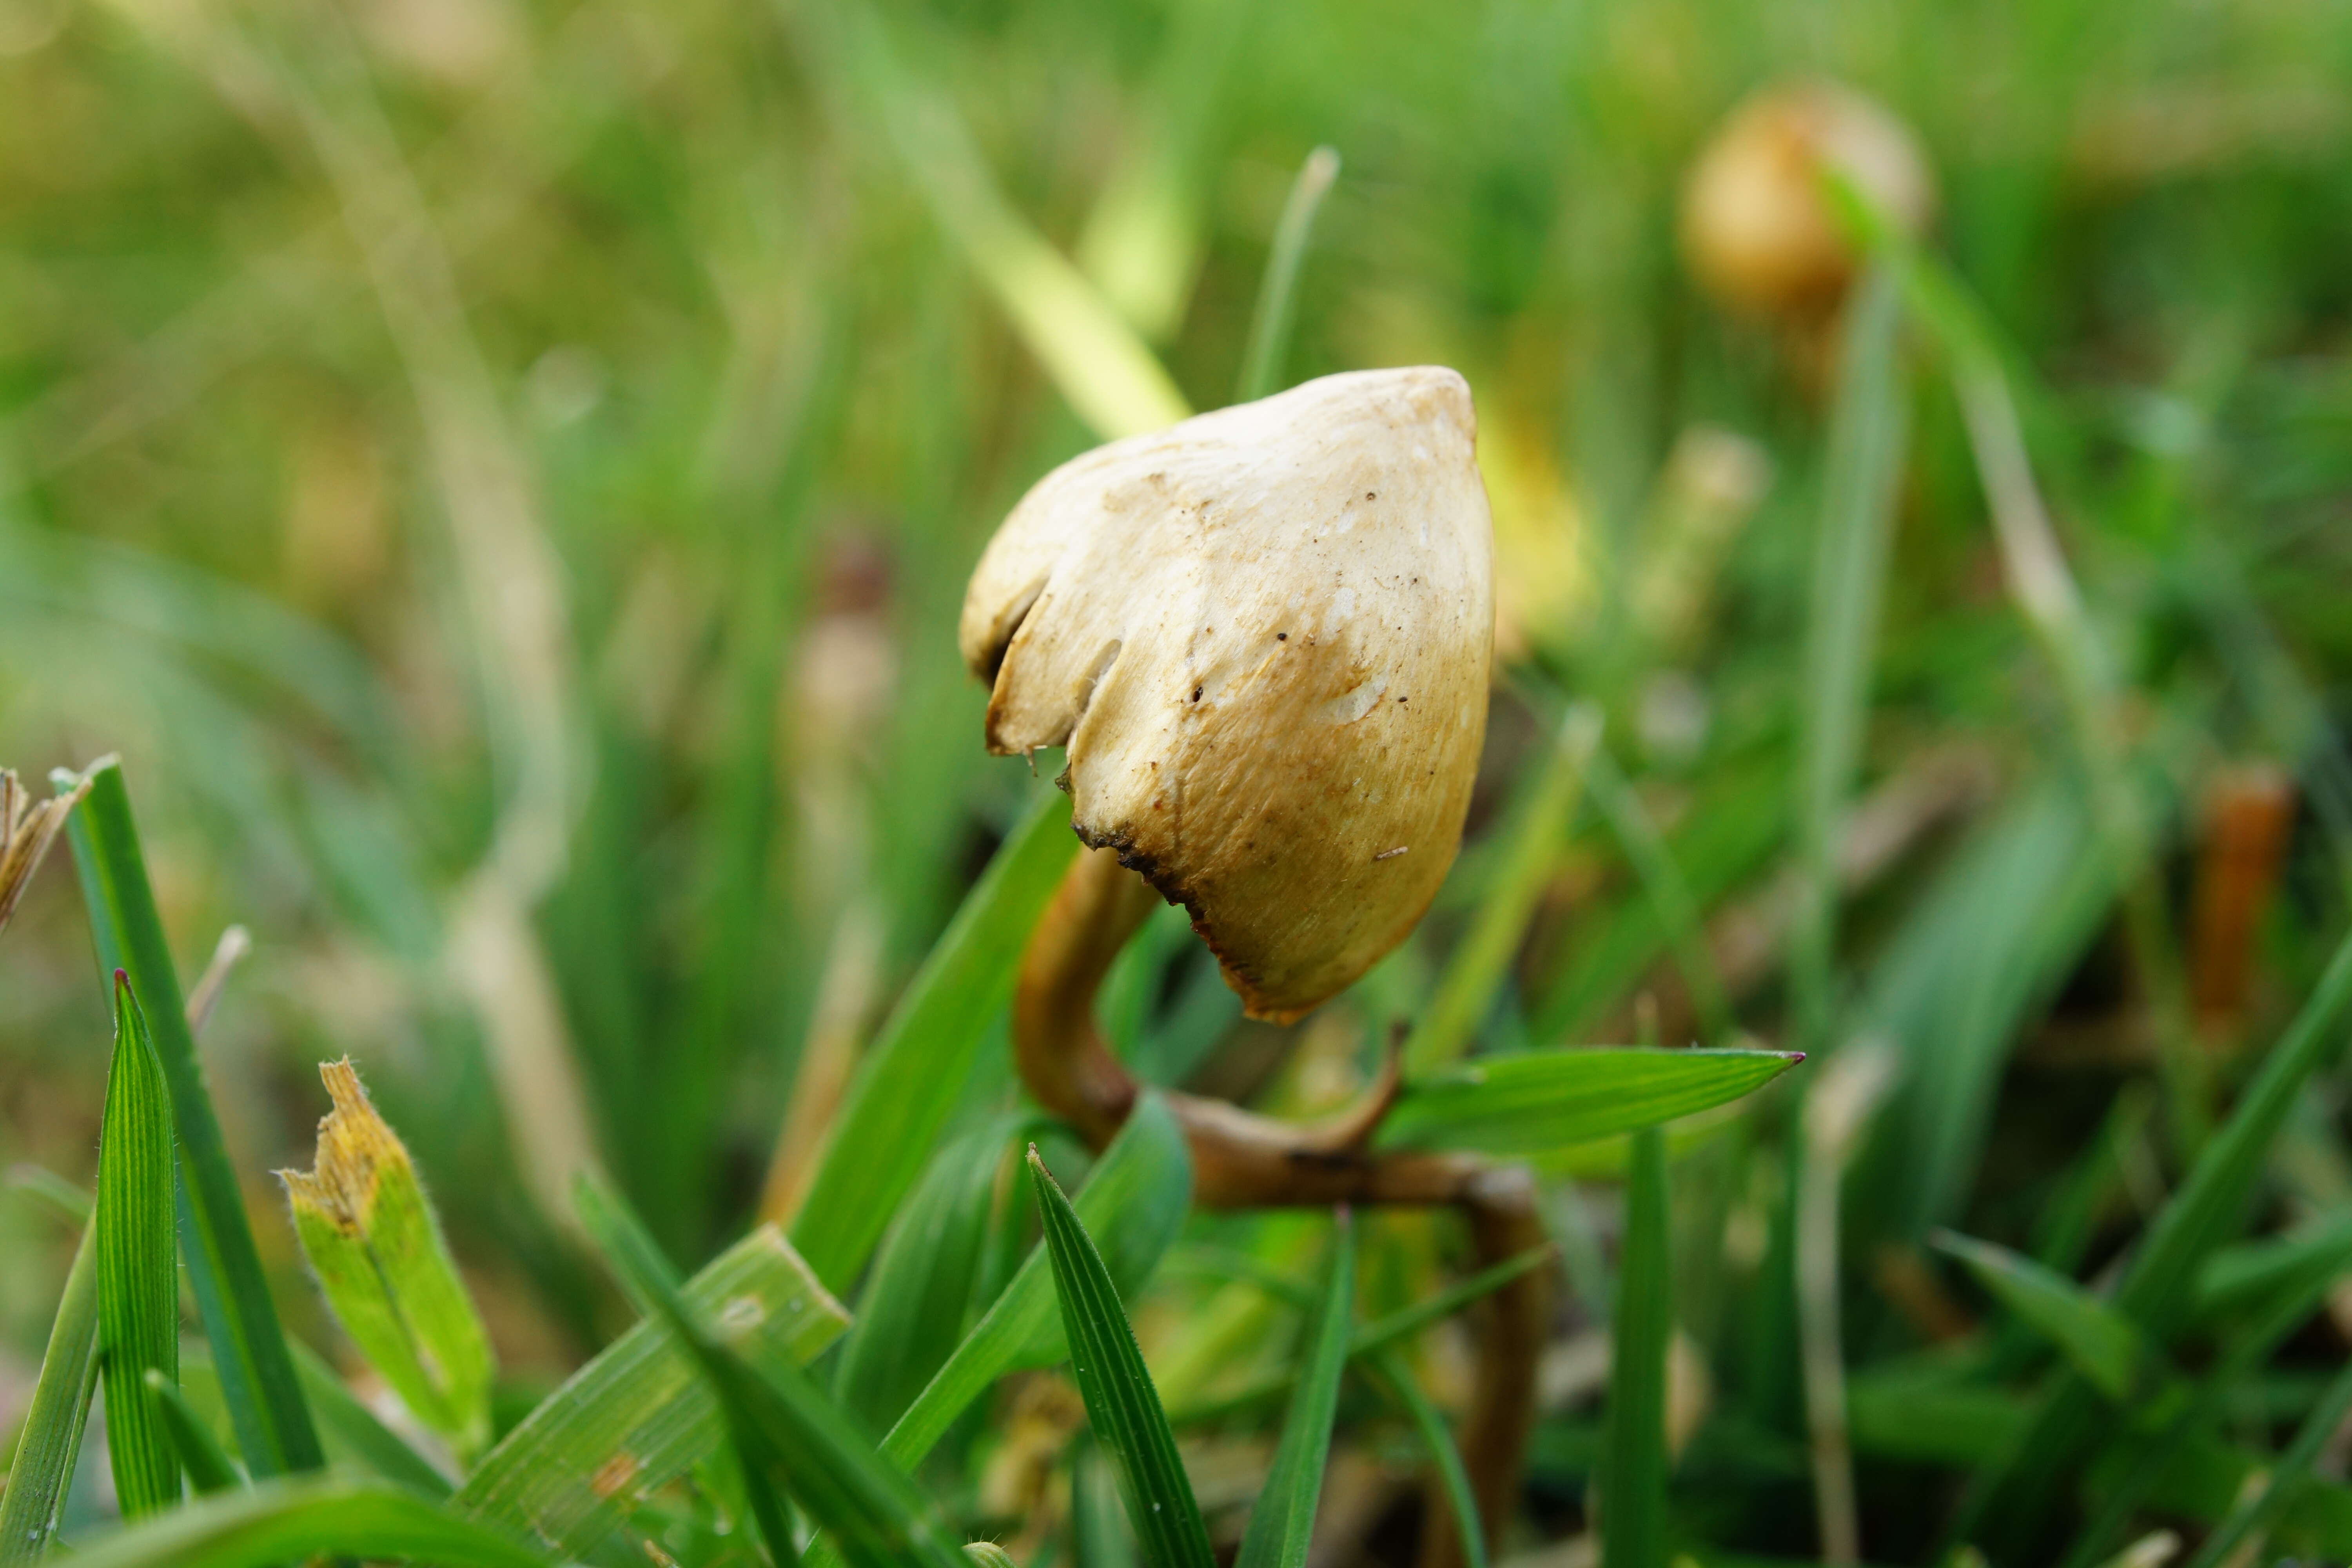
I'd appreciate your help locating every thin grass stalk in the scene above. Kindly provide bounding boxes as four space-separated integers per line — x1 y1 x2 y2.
1601 1127 1670 1568
0 1221 98 1564
2181 1354 2352 1568
1235 147 1341 405
1790 264 1907 1056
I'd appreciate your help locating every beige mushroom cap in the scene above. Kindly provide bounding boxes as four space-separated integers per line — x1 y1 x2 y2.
1681 80 1935 319
962 367 1495 1022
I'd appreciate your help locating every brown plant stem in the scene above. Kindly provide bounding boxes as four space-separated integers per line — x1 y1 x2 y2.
1014 845 1549 1568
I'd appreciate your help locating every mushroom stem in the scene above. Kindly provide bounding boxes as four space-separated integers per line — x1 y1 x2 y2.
1012 849 1549 1567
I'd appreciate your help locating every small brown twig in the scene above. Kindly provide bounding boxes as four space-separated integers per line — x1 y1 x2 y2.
1014 846 1549 1568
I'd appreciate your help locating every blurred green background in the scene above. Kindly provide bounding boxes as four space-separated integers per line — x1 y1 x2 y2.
3 0 2350 1559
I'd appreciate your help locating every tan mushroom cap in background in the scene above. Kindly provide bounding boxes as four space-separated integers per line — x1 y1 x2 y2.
1681 80 1936 319
961 366 1495 1023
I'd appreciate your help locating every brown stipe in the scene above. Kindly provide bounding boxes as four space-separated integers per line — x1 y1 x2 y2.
1012 844 1548 1568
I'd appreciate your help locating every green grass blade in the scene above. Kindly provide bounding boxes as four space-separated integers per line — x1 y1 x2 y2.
279 1059 495 1458
799 0 1190 442
1789 263 1908 1054
147 1369 241 1495
1378 1048 1801 1157
1601 1127 1670 1568
878 1091 1193 1473
1955 925 2352 1551
96 973 181 1519
2195 1214 2352 1322
1363 1346 1485 1568
284 1340 451 1496
1028 1146 1215 1568
58 759 321 1476
1406 706 1601 1076
1234 146 1339 405
54 1477 555 1568
582 1178 967 1568
1233 1210 1353 1568
1931 1232 2146 1399
2183 1355 2352 1568
835 1117 1012 1431
575 1177 802 1568
790 786 1079 1292
0 1219 99 1564
1165 1246 1552 1428
454 1222 848 1559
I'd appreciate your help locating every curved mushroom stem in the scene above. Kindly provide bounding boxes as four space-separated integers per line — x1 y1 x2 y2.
1014 846 1550 1568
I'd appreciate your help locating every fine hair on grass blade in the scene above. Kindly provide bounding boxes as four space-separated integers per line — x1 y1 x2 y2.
1953 924 2352 1552
147 1368 242 1495
95 973 181 1519
58 760 322 1476
1027 1145 1214 1568
1234 145 1340 405
789 786 1079 1292
0 1220 98 1564
1234 1209 1354 1568
1601 1127 1670 1568
577 1178 966 1568
52 1477 558 1568
454 1223 846 1559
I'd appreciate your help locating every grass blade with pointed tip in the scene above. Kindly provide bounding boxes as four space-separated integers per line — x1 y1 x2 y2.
1235 146 1339 405
1378 1048 1801 1157
59 759 321 1477
581 1178 967 1568
53 1477 555 1568
879 1093 1193 1471
1600 1127 1669 1568
798 1098 1194 1568
148 1368 241 1495
1931 1231 2147 1399
790 786 1079 1292
0 1219 98 1564
96 974 180 1519
1028 1145 1215 1568
1235 1209 1354 1568
454 1222 848 1559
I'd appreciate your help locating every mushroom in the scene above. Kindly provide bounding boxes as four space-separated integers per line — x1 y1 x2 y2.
1680 80 1935 322
962 364 1494 1023
964 368 1536 1568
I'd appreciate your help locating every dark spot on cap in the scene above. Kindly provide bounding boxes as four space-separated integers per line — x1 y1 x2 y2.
1365 491 1377 500
1276 632 1287 641
1191 686 1202 702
